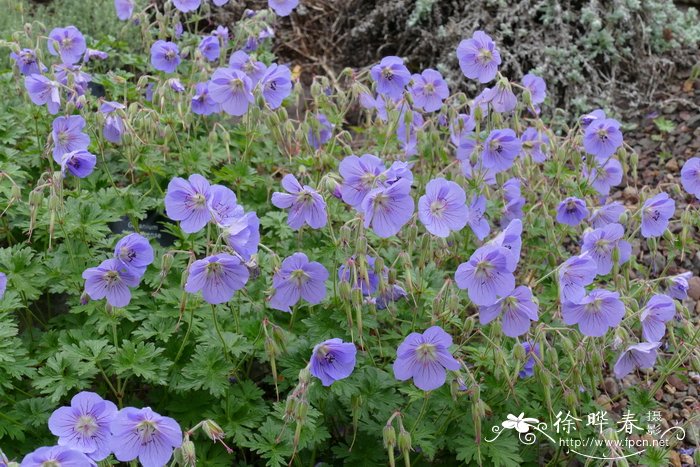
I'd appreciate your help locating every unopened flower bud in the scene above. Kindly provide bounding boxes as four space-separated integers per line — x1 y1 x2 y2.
513 342 526 361
178 439 196 466
397 428 412 453
80 292 90 305
383 424 397 448
298 367 311 384
564 389 578 410
663 229 674 242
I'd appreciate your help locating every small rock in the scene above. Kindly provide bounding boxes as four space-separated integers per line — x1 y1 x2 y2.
655 389 664 401
681 408 691 419
665 384 677 395
668 375 688 391
604 377 620 396
669 450 681 467
689 385 698 397
663 393 675 403
665 158 679 172
687 421 700 446
688 276 700 301
680 454 694 465
623 186 639 203
596 394 612 411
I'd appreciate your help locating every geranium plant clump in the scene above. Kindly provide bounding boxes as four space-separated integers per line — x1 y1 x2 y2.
0 0 698 465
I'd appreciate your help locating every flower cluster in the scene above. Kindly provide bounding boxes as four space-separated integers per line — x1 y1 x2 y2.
22 391 182 467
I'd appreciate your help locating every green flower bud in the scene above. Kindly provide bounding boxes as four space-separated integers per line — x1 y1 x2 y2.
295 399 309 421
383 424 397 448
298 367 311 384
356 236 367 255
397 428 412 453
339 280 352 301
513 342 526 361
178 439 196 466
202 419 225 441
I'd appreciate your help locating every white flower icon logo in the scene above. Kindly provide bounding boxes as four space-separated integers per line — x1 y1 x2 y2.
501 413 539 433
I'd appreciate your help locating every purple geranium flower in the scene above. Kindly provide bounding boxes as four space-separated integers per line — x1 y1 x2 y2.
490 218 523 269
310 338 357 386
100 101 126 144
83 48 108 63
361 178 414 238
376 283 408 310
482 129 522 173
450 114 476 146
110 407 182 467
114 0 134 20
191 82 220 116
169 78 185 93
613 342 661 379
520 127 549 163
53 64 91 104
521 73 546 105
338 255 381 296
393 326 460 391
213 25 229 40
455 245 516 306
213 0 229 6
268 0 299 16
150 40 180 73
174 22 183 39
25 74 61 114
260 64 292 109
370 56 411 101
562 289 625 337
229 50 267 84
583 118 623 161
209 68 254 116
409 68 449 112
667 272 692 300
640 294 675 342
52 115 90 159
589 201 625 228
581 109 606 128
0 272 6 299
359 92 389 121
223 207 260 260
271 174 327 230
207 185 239 226
165 174 212 233
339 154 386 207
456 30 501 83
185 253 249 304
396 106 423 156
581 223 632 275
641 192 675 238
48 391 117 461
270 253 328 312
501 178 525 226
680 157 700 199
479 286 538 337
114 233 154 277
307 113 333 149
173 0 201 12
584 157 623 196
60 150 97 178
82 259 140 307
418 177 468 238
558 255 597 303
48 26 86 64
483 78 517 113
199 36 220 62
556 197 589 226
10 48 43 75
466 194 490 240
20 446 95 467
518 342 540 378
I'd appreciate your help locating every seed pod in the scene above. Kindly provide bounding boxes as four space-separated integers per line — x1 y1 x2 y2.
295 399 309 421
339 280 352 301
356 236 367 255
